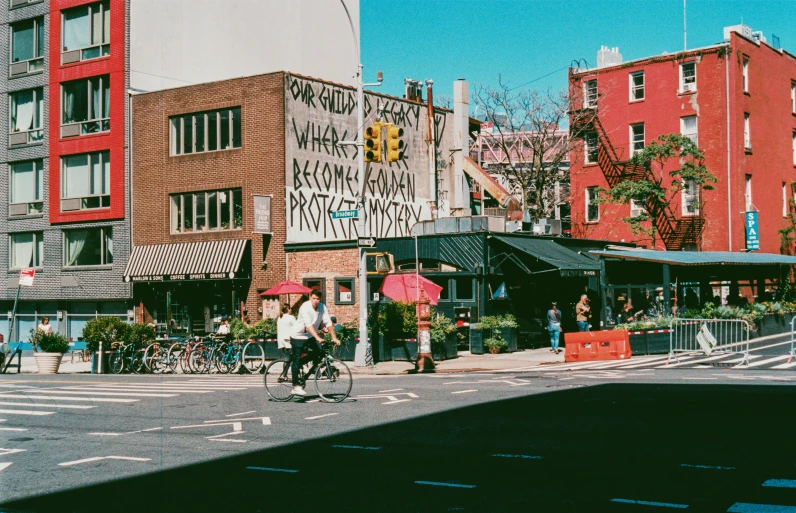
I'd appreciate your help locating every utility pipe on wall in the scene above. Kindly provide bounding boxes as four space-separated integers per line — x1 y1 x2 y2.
725 48 732 251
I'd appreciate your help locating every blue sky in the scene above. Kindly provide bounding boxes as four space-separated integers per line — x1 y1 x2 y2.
362 0 796 108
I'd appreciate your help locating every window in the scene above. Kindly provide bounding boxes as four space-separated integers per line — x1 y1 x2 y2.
586 187 599 222
791 82 795 114
454 277 474 301
682 180 699 216
430 277 449 301
784 183 789 218
630 199 645 218
584 132 598 164
334 278 355 305
170 107 242 155
744 113 751 149
584 80 598 108
61 1 110 64
681 115 698 145
793 132 796 166
64 228 112 267
9 88 43 146
10 160 43 216
742 57 749 92
61 151 110 211
61 75 110 137
10 232 43 269
629 72 644 101
171 189 242 233
630 123 645 154
302 278 325 303
9 17 44 75
680 62 696 92
745 174 752 211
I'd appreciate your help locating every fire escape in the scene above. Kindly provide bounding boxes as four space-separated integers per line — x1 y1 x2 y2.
572 110 704 250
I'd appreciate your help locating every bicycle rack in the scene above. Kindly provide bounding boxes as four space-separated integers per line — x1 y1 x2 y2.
1 344 23 374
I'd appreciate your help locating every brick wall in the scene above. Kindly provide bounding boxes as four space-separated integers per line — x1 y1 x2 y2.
287 248 360 324
131 71 287 320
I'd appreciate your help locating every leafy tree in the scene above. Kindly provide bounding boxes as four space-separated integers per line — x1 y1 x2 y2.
82 317 130 353
596 133 717 246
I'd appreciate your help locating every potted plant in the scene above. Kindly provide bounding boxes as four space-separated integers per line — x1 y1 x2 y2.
82 317 130 373
430 314 458 361
495 314 519 352
251 318 279 359
484 336 508 354
29 329 70 374
378 301 419 361
324 320 358 361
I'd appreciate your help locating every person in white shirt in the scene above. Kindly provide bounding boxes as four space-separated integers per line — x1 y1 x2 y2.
289 290 340 396
37 317 53 335
216 317 231 336
276 305 296 358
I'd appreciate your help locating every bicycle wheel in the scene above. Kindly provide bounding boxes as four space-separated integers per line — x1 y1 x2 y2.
109 350 124 374
143 343 162 373
314 357 352 403
216 343 239 374
264 359 295 402
167 342 184 373
189 344 211 374
242 341 265 374
131 350 146 374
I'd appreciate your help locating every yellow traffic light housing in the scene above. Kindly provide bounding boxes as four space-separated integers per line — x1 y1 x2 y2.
366 252 395 275
386 124 404 162
364 123 383 163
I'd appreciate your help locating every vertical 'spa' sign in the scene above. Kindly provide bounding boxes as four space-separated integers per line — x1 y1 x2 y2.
744 211 759 251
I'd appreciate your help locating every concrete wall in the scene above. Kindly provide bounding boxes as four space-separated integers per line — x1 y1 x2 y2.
129 0 359 92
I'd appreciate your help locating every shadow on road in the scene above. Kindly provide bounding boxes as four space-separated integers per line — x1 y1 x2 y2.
3 383 795 512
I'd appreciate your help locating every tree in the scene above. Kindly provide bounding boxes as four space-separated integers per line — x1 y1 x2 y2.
596 133 717 246
473 76 589 221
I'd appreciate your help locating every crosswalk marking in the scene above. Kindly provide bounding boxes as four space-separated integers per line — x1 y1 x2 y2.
5 390 178 398
772 360 796 369
0 394 139 403
0 409 55 416
0 402 95 409
745 355 791 368
62 387 216 394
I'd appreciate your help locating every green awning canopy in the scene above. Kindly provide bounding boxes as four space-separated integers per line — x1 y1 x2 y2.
590 250 796 266
491 235 600 277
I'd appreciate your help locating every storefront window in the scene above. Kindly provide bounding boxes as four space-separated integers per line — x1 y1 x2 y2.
303 278 325 302
454 277 474 301
429 277 449 301
334 278 355 305
171 188 242 233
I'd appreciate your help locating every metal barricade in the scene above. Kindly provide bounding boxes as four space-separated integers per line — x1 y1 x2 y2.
789 316 796 363
668 318 750 367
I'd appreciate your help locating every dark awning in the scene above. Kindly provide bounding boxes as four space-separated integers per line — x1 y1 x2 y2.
491 235 600 277
591 249 796 266
123 240 250 282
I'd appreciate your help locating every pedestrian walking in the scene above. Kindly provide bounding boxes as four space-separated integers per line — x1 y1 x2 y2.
290 290 340 397
37 317 53 334
276 305 296 359
547 302 563 354
575 294 591 332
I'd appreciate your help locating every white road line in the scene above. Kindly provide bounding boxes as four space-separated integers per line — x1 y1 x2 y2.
0 462 11 472
246 466 299 473
0 427 28 432
379 388 403 393
680 464 735 470
682 377 718 380
0 384 39 389
0 402 95 409
209 438 246 443
0 448 26 456
204 417 270 424
491 454 542 460
71 385 249 391
0 409 55 416
226 411 257 417
332 444 381 451
59 456 151 466
383 399 411 405
63 387 213 394
305 413 339 420
207 431 245 439
0 394 138 403
415 480 476 489
451 390 478 394
8 390 177 398
772 360 796 370
762 479 796 488
661 354 734 368
89 427 163 437
611 498 688 509
727 503 796 513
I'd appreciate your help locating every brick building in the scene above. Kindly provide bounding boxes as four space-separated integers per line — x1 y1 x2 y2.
569 26 796 254
1 0 359 342
129 71 455 333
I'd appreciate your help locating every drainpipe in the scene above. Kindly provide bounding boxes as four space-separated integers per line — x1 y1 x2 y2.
426 79 436 212
725 49 732 251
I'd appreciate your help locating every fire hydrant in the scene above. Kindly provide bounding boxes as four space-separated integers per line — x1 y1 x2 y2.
414 289 435 373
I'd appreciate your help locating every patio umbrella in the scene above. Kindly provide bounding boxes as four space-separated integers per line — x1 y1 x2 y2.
259 280 312 296
379 273 443 306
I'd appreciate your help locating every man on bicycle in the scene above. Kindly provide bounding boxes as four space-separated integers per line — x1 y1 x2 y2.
290 290 340 396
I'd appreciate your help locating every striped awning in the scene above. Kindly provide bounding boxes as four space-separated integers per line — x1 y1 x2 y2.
123 240 250 282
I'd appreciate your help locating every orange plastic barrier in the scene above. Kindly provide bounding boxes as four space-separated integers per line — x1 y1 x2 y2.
564 330 632 363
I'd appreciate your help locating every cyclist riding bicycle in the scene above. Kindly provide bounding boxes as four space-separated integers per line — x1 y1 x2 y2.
289 290 340 396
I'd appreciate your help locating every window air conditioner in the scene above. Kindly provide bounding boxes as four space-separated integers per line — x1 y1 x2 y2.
682 83 695 92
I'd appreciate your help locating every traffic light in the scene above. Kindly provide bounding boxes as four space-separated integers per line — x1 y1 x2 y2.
366 252 395 275
364 124 382 162
386 124 404 162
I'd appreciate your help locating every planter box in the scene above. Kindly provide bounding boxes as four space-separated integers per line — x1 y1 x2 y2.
257 339 280 360
390 338 418 361
334 337 357 361
469 328 484 355
759 314 790 338
91 351 113 374
628 330 672 355
495 327 518 353
433 333 459 361
628 332 648 355
35 352 64 374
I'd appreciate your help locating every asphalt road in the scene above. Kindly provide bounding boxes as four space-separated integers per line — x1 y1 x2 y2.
0 368 795 512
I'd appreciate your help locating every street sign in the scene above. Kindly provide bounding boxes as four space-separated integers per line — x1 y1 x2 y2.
480 121 493 134
332 209 359 220
358 237 377 248
18 268 35 287
696 324 717 355
744 211 759 251
253 195 272 234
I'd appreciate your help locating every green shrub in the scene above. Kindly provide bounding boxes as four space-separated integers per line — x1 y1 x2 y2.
251 318 277 339
28 329 70 353
484 336 508 353
82 317 130 353
124 324 156 348
496 314 519 329
229 318 253 339
378 301 418 339
430 314 457 352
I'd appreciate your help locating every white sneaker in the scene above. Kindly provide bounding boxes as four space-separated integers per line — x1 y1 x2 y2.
291 386 307 397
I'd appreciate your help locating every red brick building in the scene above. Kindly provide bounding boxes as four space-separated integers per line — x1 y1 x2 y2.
569 28 796 254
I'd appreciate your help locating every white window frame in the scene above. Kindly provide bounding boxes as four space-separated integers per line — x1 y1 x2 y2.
9 17 44 74
792 131 796 166
744 113 751 150
630 123 645 155
791 81 795 114
629 71 644 101
681 180 699 216
170 188 243 234
61 1 110 63
680 115 698 145
784 182 789 218
745 174 752 211
9 88 44 145
170 107 242 156
61 75 110 136
742 57 749 92
630 199 646 218
679 62 696 93
60 150 110 210
10 232 43 269
584 132 598 164
10 160 43 216
584 80 598 108
63 227 112 267
585 187 599 223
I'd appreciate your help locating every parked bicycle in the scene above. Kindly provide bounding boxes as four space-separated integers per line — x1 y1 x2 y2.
108 342 146 374
264 342 351 402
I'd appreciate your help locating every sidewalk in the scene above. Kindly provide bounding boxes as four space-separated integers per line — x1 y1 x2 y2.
2 348 564 375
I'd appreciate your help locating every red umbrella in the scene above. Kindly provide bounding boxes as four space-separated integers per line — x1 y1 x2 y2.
379 273 443 306
259 280 312 296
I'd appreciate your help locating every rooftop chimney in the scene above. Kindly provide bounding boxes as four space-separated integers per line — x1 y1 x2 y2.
597 46 622 68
